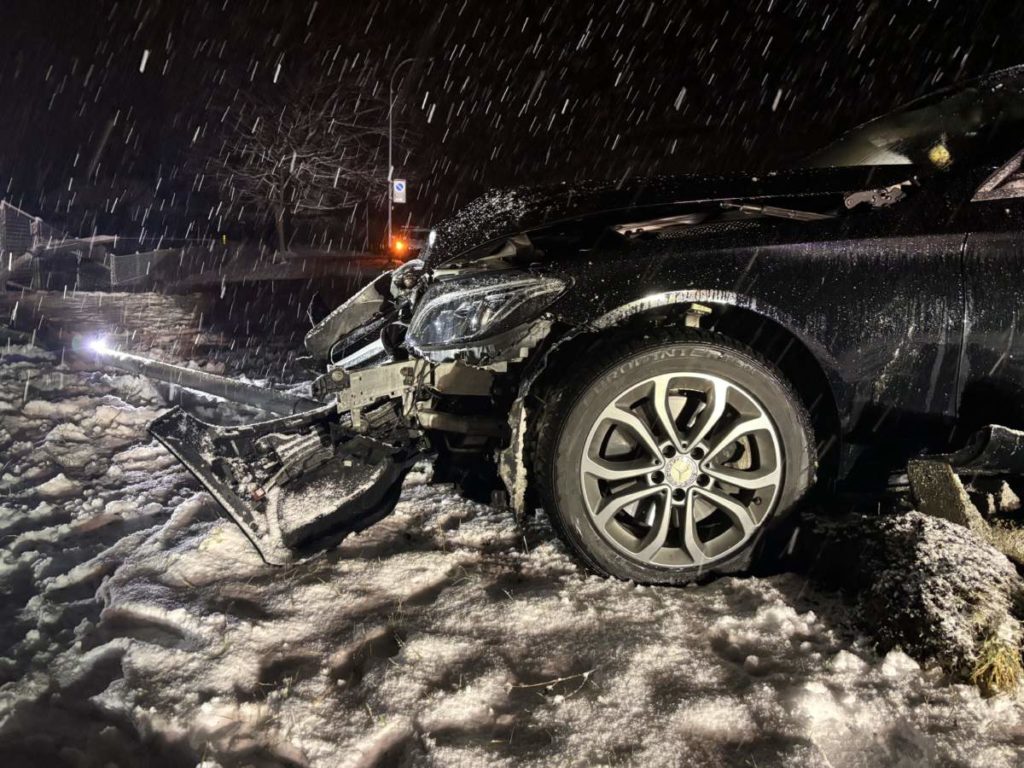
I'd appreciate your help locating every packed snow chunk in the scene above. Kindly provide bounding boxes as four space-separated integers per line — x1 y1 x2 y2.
101 373 164 404
34 473 83 499
110 443 177 473
804 511 1024 691
81 403 161 440
0 501 62 537
860 514 1024 680
827 649 870 674
21 397 95 421
879 649 922 679
43 422 101 470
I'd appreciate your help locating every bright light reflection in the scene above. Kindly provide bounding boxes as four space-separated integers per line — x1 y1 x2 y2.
87 336 110 354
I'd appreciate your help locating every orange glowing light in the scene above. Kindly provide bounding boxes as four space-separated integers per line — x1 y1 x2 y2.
391 238 408 255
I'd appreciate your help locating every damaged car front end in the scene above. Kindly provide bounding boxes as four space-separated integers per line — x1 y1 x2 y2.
95 240 573 566
91 66 1024 583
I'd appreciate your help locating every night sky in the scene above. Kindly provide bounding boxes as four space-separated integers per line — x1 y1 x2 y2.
1 0 1022 250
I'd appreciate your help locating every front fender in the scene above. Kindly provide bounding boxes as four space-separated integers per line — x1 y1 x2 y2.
498 291 846 517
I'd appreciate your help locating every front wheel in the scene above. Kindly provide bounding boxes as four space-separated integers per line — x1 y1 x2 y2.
535 330 815 585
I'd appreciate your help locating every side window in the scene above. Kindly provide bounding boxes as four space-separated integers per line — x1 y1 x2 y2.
973 148 1024 202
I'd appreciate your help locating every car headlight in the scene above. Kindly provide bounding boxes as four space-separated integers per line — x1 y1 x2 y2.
408 274 564 350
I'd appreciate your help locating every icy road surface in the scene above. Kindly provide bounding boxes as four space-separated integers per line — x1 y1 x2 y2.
2 342 1024 767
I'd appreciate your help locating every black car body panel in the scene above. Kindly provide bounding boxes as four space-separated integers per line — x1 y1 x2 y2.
420 166 981 477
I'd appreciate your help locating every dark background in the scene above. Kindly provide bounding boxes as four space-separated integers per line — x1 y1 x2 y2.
0 0 1021 249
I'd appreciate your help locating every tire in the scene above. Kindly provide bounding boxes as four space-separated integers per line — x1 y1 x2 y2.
535 329 815 585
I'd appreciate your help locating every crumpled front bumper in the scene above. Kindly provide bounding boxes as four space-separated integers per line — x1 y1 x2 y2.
150 406 417 565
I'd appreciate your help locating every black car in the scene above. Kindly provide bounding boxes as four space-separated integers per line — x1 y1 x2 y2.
98 66 1024 584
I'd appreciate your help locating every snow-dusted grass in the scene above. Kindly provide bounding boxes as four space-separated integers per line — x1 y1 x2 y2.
972 634 1024 696
2 339 1024 767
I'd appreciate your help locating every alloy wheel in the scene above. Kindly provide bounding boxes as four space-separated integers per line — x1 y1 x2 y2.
578 372 782 569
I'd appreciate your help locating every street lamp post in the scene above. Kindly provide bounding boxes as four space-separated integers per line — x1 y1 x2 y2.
388 57 416 248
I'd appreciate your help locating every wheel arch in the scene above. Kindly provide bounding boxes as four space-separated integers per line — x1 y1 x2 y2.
502 292 844 516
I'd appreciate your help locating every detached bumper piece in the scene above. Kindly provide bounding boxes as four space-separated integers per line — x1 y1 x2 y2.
909 424 1024 528
937 425 1024 476
150 405 417 565
908 425 1024 567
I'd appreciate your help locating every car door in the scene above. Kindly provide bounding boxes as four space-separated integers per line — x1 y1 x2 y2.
959 148 1024 434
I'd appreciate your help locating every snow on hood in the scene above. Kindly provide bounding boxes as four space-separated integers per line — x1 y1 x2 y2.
424 165 913 267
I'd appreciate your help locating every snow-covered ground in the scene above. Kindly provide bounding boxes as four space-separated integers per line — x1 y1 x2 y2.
3 332 1024 767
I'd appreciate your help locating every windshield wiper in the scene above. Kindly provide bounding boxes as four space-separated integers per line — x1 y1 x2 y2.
721 202 836 222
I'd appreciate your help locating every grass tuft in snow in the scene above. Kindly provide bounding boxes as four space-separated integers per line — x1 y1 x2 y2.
970 632 1023 697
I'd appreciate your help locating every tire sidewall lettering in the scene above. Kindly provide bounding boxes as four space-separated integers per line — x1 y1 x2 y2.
608 348 682 382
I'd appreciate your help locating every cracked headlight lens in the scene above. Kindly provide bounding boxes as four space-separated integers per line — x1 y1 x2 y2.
408 275 564 349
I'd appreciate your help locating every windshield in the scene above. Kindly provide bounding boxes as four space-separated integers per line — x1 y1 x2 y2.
806 67 1024 171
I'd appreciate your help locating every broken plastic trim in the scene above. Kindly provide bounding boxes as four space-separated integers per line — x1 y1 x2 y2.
150 405 417 565
90 345 320 415
932 425 1024 476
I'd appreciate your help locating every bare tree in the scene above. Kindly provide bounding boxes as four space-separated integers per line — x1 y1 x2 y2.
205 72 391 254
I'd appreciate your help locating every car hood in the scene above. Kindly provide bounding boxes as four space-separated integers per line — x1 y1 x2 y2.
424 165 913 267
